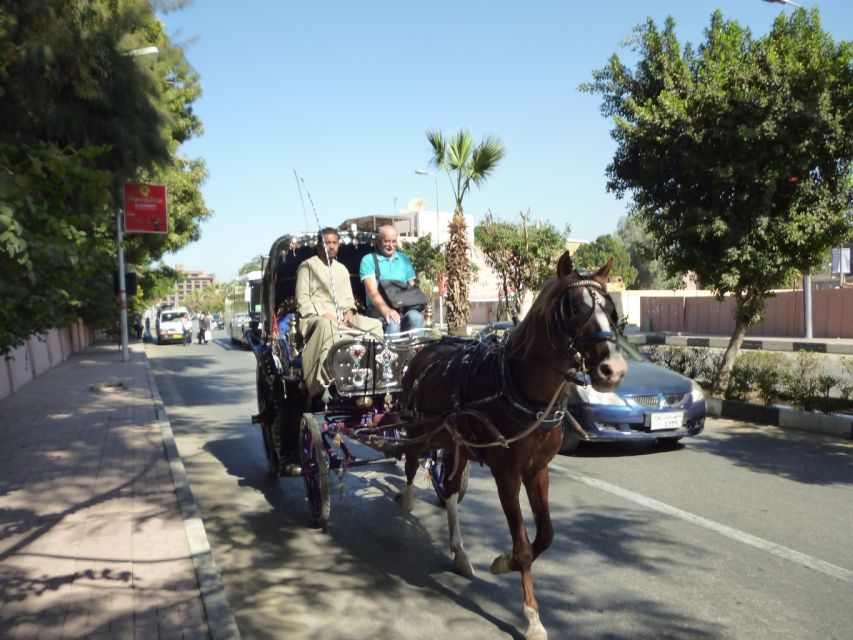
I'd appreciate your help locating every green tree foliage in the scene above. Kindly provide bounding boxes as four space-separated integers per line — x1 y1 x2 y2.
426 128 504 335
0 0 210 354
583 8 853 385
474 211 568 319
572 234 637 288
237 255 266 277
614 215 680 289
402 234 445 298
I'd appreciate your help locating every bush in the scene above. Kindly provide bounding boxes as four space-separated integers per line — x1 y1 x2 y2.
642 345 853 414
723 351 787 405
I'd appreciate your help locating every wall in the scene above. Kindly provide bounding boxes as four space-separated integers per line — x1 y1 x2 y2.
639 288 853 338
0 320 93 400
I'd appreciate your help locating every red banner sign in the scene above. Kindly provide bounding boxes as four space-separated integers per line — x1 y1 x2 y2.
123 183 168 234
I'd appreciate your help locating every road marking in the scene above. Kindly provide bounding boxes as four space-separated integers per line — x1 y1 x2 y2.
554 466 853 585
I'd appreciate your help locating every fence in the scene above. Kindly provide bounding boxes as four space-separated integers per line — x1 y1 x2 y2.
640 288 853 338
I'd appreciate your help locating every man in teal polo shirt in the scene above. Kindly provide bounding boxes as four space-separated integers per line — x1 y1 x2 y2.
359 225 425 335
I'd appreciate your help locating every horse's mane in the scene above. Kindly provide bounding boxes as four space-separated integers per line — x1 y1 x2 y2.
506 274 573 359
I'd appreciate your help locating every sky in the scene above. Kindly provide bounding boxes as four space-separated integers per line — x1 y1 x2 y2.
160 0 853 282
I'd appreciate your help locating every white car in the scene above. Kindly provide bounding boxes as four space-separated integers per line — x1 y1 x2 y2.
156 307 189 345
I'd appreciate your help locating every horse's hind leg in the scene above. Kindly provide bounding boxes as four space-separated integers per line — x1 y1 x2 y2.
490 470 548 640
395 450 421 512
445 459 474 578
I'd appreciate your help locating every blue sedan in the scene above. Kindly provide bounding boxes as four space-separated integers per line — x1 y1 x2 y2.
560 336 706 453
472 323 706 454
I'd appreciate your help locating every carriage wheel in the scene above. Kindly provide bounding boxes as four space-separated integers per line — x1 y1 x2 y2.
429 448 469 506
300 413 330 529
256 365 279 477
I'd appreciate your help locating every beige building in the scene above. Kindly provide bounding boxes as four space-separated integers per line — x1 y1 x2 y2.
162 264 217 307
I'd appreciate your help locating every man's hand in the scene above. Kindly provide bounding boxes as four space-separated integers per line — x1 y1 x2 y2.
385 309 401 325
341 309 355 327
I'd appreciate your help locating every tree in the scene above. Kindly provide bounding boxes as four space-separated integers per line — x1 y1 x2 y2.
573 234 638 288
402 234 445 313
583 8 853 387
0 0 210 354
426 129 505 335
474 210 568 319
238 255 266 277
615 215 680 289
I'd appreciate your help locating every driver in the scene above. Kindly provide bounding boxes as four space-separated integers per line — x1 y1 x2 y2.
295 227 383 399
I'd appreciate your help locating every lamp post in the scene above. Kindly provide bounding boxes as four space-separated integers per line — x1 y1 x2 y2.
118 45 159 361
415 168 444 327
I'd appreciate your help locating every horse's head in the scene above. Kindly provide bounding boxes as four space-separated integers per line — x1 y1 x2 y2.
509 252 627 393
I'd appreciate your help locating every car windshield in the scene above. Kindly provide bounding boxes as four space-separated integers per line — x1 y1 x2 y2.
161 312 183 322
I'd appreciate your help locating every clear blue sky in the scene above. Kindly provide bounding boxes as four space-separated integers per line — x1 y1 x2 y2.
161 1 852 281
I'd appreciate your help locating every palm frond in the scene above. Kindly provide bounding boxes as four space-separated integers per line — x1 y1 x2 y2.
426 129 447 169
447 129 474 171
469 135 505 185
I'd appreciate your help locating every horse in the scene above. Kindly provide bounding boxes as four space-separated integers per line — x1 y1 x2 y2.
396 252 628 640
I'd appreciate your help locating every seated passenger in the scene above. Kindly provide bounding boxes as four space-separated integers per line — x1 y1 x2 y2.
359 224 425 335
295 227 383 398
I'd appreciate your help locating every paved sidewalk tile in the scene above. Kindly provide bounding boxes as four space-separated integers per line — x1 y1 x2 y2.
0 343 210 639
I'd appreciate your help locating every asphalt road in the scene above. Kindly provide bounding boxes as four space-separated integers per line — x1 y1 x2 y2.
147 332 853 640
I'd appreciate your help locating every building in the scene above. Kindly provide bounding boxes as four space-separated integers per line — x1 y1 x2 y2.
162 264 217 307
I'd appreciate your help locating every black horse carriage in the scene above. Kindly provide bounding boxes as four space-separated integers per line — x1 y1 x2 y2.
248 230 463 528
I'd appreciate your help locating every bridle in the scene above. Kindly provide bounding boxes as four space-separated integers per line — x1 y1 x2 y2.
547 279 620 381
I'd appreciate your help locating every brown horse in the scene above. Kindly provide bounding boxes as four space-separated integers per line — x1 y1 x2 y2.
397 253 628 640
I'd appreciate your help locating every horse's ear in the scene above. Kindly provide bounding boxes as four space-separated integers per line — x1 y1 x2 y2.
595 256 615 281
556 251 574 278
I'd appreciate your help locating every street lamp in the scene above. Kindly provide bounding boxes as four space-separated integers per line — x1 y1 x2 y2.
415 168 443 327
118 45 159 361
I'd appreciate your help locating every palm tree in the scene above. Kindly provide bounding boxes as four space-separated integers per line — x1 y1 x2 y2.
426 129 505 335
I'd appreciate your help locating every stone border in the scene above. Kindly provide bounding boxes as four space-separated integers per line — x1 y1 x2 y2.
142 348 242 640
706 397 853 439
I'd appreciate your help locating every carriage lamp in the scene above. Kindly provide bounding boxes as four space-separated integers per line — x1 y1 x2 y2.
288 318 301 357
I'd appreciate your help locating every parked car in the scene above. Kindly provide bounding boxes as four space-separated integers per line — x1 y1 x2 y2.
474 322 706 453
156 306 190 345
229 313 252 348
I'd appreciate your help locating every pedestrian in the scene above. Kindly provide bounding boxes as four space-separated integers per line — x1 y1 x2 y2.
198 311 212 344
181 312 192 346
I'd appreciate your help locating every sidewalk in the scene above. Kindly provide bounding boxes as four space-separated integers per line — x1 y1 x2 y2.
624 330 853 355
0 342 235 639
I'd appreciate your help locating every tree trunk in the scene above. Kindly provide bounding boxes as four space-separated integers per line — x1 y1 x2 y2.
713 318 748 394
444 207 470 336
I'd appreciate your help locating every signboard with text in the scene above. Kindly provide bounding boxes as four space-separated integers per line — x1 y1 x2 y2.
123 182 168 234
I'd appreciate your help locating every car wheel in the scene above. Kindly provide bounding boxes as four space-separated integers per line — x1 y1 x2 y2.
559 426 581 455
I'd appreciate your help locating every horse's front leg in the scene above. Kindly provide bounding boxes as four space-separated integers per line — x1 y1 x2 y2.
525 464 555 561
490 470 548 640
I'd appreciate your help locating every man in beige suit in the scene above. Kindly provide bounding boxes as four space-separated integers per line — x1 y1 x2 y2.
296 227 383 398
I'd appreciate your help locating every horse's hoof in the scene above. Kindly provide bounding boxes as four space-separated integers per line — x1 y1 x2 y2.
523 603 548 640
394 491 414 512
490 553 513 575
453 551 475 578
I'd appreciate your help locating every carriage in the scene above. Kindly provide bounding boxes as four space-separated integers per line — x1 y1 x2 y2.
249 228 628 640
249 230 463 528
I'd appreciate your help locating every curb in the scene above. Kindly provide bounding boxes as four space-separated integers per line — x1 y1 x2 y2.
625 333 853 355
706 397 853 439
142 349 241 640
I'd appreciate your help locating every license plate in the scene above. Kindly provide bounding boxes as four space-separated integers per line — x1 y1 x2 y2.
647 411 684 431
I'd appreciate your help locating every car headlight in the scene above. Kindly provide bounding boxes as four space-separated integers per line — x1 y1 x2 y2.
690 380 705 402
568 384 628 407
